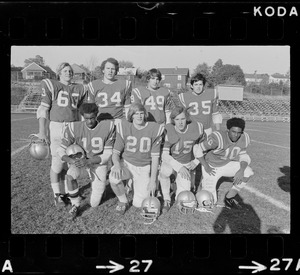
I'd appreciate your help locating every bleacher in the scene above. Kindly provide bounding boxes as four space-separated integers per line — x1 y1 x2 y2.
17 82 41 113
218 98 290 122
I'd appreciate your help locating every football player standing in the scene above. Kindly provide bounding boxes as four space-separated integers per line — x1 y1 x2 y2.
36 62 88 207
131 68 171 125
159 106 206 212
194 117 254 209
57 103 115 219
109 103 165 214
86 57 132 122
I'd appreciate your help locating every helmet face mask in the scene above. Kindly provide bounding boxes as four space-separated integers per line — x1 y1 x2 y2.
140 196 161 224
66 144 85 159
176 191 197 214
196 190 214 209
28 136 49 160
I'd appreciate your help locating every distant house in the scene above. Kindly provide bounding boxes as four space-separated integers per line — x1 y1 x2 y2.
117 67 137 82
158 67 190 90
21 62 56 80
269 74 290 86
244 73 269 85
71 64 89 83
11 66 23 81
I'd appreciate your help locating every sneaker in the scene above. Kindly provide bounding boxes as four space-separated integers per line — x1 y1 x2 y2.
69 204 79 220
224 197 242 209
116 202 129 215
54 194 66 207
162 200 171 213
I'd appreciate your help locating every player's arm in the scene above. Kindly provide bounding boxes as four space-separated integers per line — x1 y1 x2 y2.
212 89 222 130
111 127 125 180
123 80 133 119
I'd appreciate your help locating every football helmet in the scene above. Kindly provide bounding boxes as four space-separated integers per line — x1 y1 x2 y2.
140 196 161 224
66 144 85 159
28 134 49 160
196 190 214 209
176 190 197 214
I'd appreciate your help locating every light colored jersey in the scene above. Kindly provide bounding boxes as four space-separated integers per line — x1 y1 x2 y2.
87 78 132 120
40 79 87 122
131 86 170 124
199 130 251 167
178 89 219 130
163 122 205 164
60 120 115 158
114 119 165 167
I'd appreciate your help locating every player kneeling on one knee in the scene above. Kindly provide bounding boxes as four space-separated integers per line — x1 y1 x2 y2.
109 103 165 214
194 117 254 209
158 106 206 212
57 103 115 218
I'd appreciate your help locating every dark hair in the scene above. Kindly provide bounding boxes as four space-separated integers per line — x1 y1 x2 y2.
170 106 191 125
127 103 148 123
79 103 99 116
146 68 162 81
226 117 245 131
190 73 206 86
100 57 119 73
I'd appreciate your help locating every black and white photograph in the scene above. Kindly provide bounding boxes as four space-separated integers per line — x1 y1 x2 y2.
11 45 290 234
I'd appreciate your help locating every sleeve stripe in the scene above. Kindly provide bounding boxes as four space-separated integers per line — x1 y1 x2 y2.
213 131 223 150
157 124 165 137
244 132 250 147
178 93 186 107
43 79 54 100
60 144 67 150
214 88 217 100
115 120 124 139
87 82 95 95
197 122 203 136
69 123 75 138
200 142 206 151
151 153 160 157
113 149 121 155
41 102 50 108
133 88 142 101
104 145 113 150
125 80 131 92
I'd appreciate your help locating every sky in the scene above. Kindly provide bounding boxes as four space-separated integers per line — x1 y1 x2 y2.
11 46 290 76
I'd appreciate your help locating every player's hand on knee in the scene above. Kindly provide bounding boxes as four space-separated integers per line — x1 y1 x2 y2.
178 167 190 180
233 169 244 185
147 180 156 193
111 166 122 180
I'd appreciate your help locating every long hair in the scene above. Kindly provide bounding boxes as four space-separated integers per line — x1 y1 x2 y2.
170 106 191 125
127 103 148 123
190 73 206 86
146 68 162 81
56 62 74 80
100 57 119 74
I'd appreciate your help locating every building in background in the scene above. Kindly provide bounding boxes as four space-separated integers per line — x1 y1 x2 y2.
21 62 56 80
158 67 190 90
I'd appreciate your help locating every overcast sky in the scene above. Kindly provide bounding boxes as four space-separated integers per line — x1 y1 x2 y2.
11 46 290 75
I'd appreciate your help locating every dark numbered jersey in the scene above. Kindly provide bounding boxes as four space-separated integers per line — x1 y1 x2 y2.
87 78 132 120
60 120 115 158
178 89 219 130
199 130 250 167
163 122 205 164
40 79 87 122
114 119 165 167
131 86 170 124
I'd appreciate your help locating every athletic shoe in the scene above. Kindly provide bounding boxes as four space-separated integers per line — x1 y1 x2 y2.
69 205 79 220
54 194 66 207
162 200 171 213
224 197 242 209
116 202 129 215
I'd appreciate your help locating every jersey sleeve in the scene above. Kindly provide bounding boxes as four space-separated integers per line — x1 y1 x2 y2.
86 81 97 103
113 120 126 155
200 131 222 152
151 124 165 158
124 80 132 106
178 93 186 107
103 120 116 150
131 88 143 104
40 79 55 109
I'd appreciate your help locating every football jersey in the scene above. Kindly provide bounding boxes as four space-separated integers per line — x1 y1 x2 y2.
178 89 219 130
87 78 132 120
114 119 165 167
199 130 251 167
40 79 87 122
131 86 170 124
163 122 205 164
60 120 115 159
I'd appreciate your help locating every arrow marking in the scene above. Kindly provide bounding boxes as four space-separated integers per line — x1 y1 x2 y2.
239 261 267 273
96 260 124 273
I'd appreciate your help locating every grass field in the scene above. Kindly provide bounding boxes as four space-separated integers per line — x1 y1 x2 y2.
11 113 290 234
